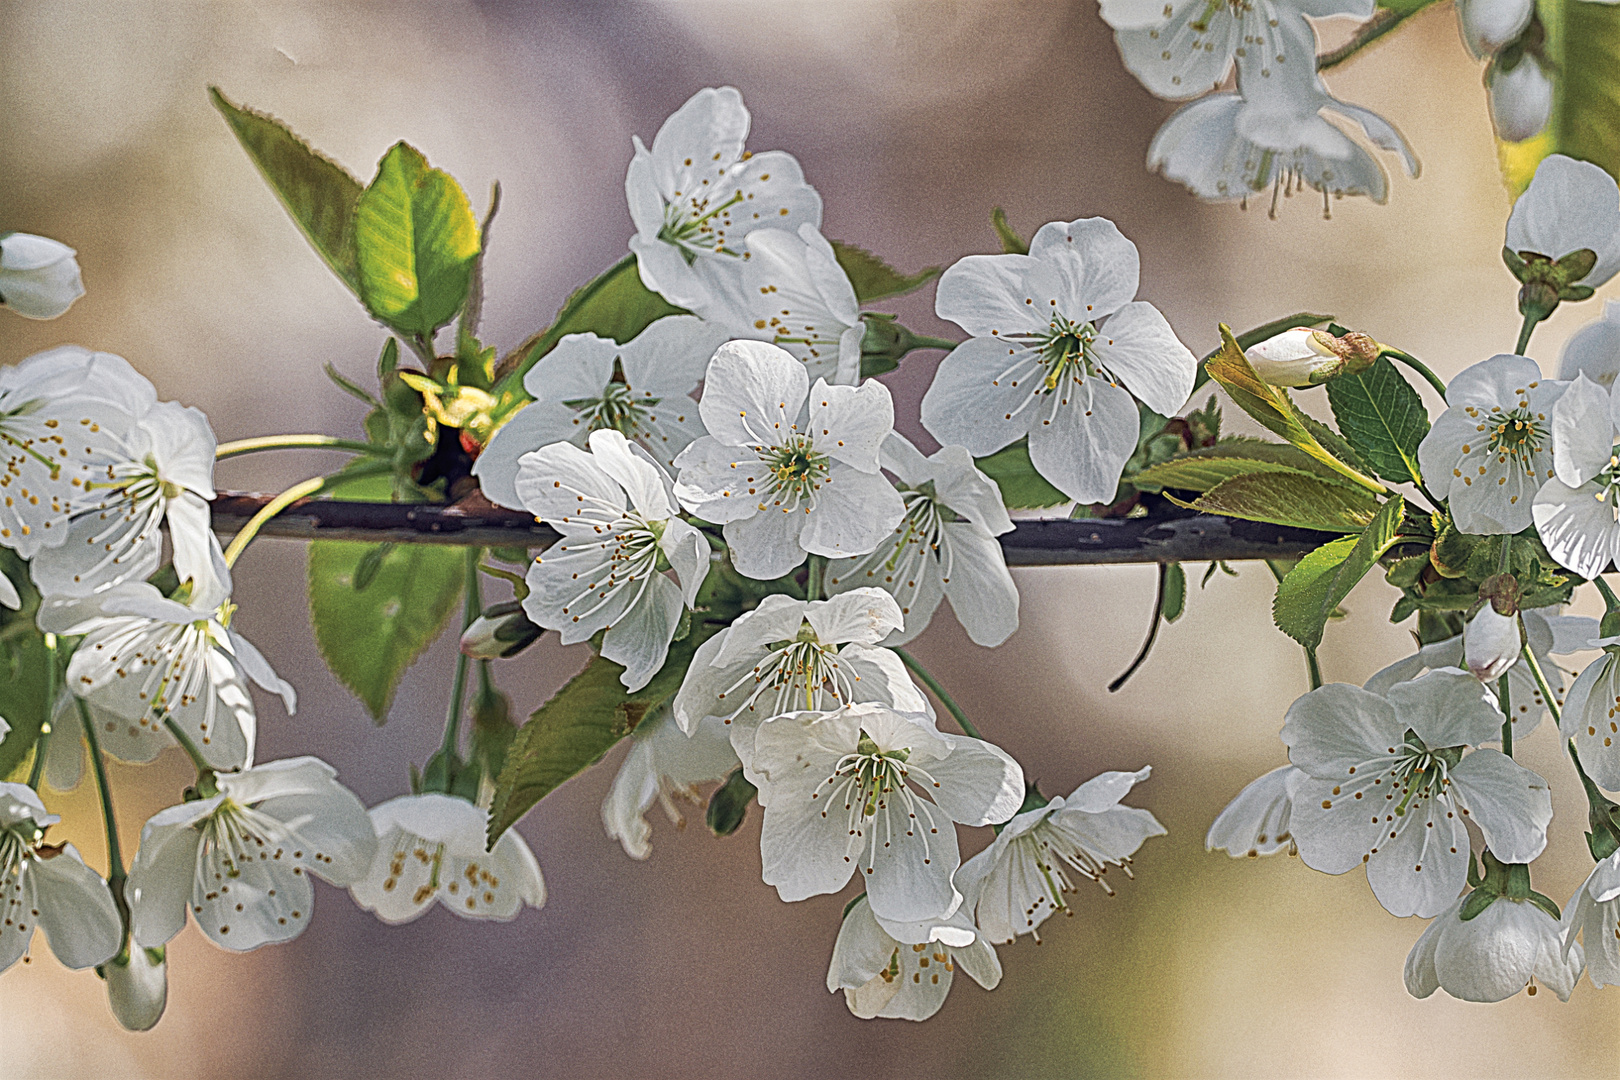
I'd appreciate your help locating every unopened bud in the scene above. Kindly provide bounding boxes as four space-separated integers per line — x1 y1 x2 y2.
0 233 85 320
104 947 167 1032
1466 578 1523 682
1245 328 1379 387
1487 54 1552 143
460 600 543 659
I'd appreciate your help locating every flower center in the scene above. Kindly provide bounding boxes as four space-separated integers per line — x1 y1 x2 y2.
1389 741 1461 817
1485 407 1548 473
657 189 745 263
811 730 946 877
714 628 860 719
564 378 661 443
1036 315 1100 391
760 435 830 510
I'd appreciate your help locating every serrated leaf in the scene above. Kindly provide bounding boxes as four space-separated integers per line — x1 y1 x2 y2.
1188 470 1381 532
497 255 684 389
830 240 940 303
1325 357 1431 484
1192 313 1335 392
1274 496 1406 648
1499 0 1620 193
210 87 363 294
973 439 1068 509
1170 436 1362 485
1205 325 1384 493
354 142 482 337
1131 457 1328 494
308 541 464 722
487 624 719 845
1163 562 1187 622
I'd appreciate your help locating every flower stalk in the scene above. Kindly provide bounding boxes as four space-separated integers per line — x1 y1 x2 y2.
895 647 983 741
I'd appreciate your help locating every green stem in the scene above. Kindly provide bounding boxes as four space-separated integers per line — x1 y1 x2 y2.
1595 575 1620 612
1380 348 1448 403
1306 647 1324 691
805 555 826 603
440 547 484 760
79 698 127 909
163 717 212 780
908 335 959 352
27 634 59 789
215 435 383 460
1515 312 1540 357
1498 533 1513 576
895 648 983 741
1520 642 1560 725
1499 673 1514 758
221 462 394 567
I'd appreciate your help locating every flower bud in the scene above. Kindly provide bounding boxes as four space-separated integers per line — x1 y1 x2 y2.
104 947 167 1031
0 233 85 319
1244 328 1378 387
1456 0 1534 57
1465 580 1523 682
1487 55 1552 143
459 600 543 659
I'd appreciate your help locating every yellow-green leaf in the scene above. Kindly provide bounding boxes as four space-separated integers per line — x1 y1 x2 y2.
1274 495 1407 648
1187 470 1381 531
1131 457 1327 494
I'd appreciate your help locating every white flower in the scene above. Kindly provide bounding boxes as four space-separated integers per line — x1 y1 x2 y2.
827 891 1001 1021
1557 638 1620 788
0 345 156 559
104 946 167 1031
1560 849 1620 988
727 225 864 385
626 86 823 313
1464 602 1524 682
1282 670 1554 918
0 233 84 319
922 218 1196 504
350 793 544 924
1558 299 1620 388
1102 0 1370 100
1487 56 1553 143
746 701 1024 922
1506 154 1620 291
516 429 711 692
1147 88 1419 210
959 767 1165 944
1206 765 1308 858
671 588 930 748
1533 373 1620 579
1457 0 1535 56
0 782 121 973
472 315 728 507
126 756 376 950
673 340 904 580
602 707 739 860
1407 893 1581 1001
1417 354 1564 535
826 435 1018 648
1365 606 1593 736
40 579 295 772
31 399 224 600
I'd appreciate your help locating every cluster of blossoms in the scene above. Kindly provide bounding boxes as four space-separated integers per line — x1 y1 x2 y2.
1209 152 1620 1001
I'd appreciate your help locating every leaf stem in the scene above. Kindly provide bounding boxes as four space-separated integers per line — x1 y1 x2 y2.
1109 562 1169 692
1515 312 1540 357
895 648 983 741
221 462 394 567
1380 348 1448 403
27 634 59 790
216 435 384 460
440 547 484 760
1306 647 1324 691
163 717 213 781
79 697 127 907
1499 673 1514 758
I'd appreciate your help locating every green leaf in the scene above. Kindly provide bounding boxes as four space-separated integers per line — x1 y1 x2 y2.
990 207 1029 255
1131 457 1333 494
488 624 720 845
308 541 465 722
497 255 683 389
1325 357 1431 484
1500 0 1620 193
1205 326 1384 493
1187 470 1382 532
354 142 482 338
973 439 1068 509
1274 496 1407 648
209 87 364 294
1163 562 1187 622
830 241 940 303
0 552 52 782
1193 313 1335 392
1167 436 1364 485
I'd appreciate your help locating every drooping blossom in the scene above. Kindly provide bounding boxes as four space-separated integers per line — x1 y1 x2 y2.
1532 373 1620 579
1206 765 1308 858
1406 893 1581 1001
1506 154 1620 292
603 707 739 860
827 891 1001 1021
1560 848 1620 988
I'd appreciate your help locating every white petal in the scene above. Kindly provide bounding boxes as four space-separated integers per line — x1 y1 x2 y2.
105 946 167 1031
919 336 1040 457
1403 899 1452 998
126 812 206 948
670 436 761 523
474 402 585 509
1091 301 1197 417
1507 154 1620 287
1114 6 1239 100
1563 652 1620 788
1281 683 1402 776
1363 790 1470 919
1558 299 1620 388
514 441 625 526
799 466 907 562
1206 765 1305 857
697 340 809 449
1551 373 1614 486
600 572 684 692
918 735 1025 826
1028 217 1142 319
939 523 1019 647
30 845 121 968
810 377 894 473
1533 478 1620 581
933 253 1046 338
617 315 728 399
1451 750 1552 864
1026 377 1139 505
723 499 811 580
1388 668 1503 750
806 588 905 646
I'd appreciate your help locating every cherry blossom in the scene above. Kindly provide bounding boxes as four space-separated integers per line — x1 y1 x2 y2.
827 891 1001 1021
0 782 121 974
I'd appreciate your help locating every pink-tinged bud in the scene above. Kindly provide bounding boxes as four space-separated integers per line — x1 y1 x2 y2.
104 947 167 1031
0 233 85 319
1465 601 1522 683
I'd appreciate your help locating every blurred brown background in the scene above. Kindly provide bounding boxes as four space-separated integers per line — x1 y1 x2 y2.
3 1 1619 1077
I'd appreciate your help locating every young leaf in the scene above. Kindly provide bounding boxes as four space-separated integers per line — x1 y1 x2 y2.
1204 325 1384 493
973 439 1068 509
1163 562 1187 622
209 87 363 293
1169 436 1361 484
1186 469 1382 532
497 255 683 388
0 553 54 782
1272 536 1360 648
830 241 940 303
354 142 482 338
307 540 465 722
487 624 719 845
1325 357 1431 484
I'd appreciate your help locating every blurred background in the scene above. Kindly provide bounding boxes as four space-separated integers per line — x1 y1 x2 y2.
3 1 1619 1076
